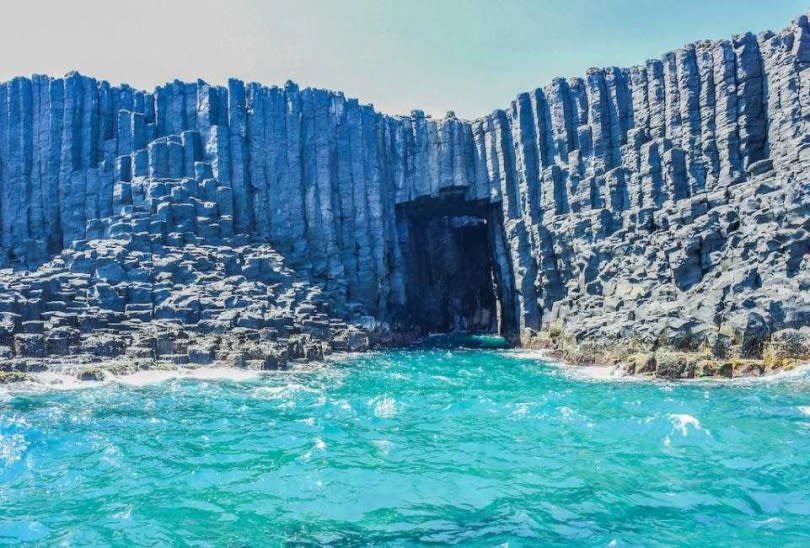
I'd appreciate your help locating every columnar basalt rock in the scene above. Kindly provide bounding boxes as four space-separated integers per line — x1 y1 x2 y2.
1 15 810 378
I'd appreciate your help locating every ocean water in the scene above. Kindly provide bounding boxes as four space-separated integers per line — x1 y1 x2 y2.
2 345 810 546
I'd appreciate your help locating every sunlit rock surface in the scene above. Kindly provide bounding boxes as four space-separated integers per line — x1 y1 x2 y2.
1 15 810 377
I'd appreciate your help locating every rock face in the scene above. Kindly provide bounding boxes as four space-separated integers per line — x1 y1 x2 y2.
1 15 810 376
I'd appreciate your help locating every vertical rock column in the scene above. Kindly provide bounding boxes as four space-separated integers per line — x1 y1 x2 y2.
713 40 743 183
228 79 251 233
734 32 768 169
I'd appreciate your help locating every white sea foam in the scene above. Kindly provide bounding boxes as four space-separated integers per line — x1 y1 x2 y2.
431 374 459 385
669 413 704 436
504 348 640 382
1 349 369 396
0 415 30 467
3 365 267 394
561 364 634 381
505 349 810 385
723 362 810 384
21 371 94 391
0 431 29 467
798 406 810 416
502 348 556 361
5 353 807 397
511 402 531 417
116 367 263 387
251 382 318 400
369 396 397 418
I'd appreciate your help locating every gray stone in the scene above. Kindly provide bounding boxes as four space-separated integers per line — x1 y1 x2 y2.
14 334 46 357
0 14 808 379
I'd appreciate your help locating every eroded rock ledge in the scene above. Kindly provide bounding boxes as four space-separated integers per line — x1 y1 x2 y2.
2 14 810 381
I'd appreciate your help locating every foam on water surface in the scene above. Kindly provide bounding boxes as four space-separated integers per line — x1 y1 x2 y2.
1 348 810 545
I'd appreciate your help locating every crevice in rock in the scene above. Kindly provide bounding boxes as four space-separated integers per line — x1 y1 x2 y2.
397 192 510 337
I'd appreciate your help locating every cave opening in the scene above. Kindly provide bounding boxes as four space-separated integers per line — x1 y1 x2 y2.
397 193 511 338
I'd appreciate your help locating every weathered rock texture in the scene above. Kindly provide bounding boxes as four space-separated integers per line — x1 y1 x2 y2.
1 15 810 377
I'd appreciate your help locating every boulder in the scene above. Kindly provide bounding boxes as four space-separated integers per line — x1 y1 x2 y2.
14 334 46 358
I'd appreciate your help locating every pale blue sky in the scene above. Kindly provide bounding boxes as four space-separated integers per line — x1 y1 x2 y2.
0 0 806 118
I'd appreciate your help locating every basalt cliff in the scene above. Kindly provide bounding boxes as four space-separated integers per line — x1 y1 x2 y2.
2 15 810 381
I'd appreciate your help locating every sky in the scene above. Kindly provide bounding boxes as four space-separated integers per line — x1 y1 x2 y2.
0 0 807 119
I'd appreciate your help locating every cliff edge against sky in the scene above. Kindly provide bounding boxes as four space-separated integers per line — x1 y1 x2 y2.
1 14 810 380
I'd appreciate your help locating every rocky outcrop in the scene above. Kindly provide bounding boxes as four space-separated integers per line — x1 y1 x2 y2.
1 15 810 378
0 233 373 377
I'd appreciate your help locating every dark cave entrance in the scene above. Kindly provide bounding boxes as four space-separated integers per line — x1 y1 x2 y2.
397 194 512 337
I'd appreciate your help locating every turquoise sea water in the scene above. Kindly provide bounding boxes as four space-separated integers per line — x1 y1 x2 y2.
2 345 810 546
